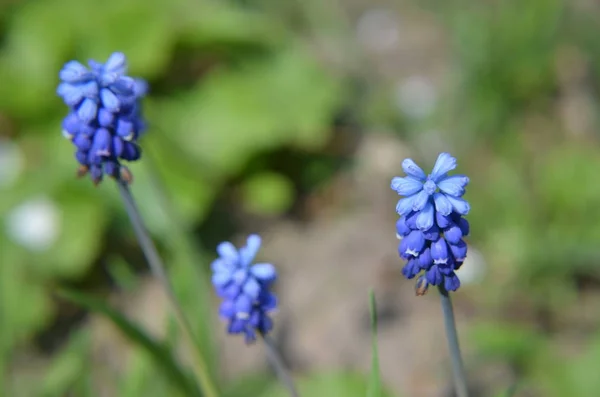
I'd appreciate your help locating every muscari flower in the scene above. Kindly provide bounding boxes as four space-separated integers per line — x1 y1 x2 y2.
211 234 278 343
391 152 470 292
57 52 147 184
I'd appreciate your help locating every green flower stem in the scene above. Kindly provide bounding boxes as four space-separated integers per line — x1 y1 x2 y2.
117 181 219 397
261 333 299 397
437 285 469 397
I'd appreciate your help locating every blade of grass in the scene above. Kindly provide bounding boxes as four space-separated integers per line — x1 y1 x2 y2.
57 289 202 397
367 290 381 397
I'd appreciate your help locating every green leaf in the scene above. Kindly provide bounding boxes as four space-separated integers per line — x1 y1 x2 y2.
367 290 381 397
57 289 202 397
260 372 396 397
492 383 518 397
38 330 92 397
241 172 295 216
158 45 344 174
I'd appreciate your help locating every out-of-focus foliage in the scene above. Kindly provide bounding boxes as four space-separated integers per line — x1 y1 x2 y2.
425 0 600 395
4 0 600 394
0 0 348 394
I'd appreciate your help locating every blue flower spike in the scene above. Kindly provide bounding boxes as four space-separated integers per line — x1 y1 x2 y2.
57 52 147 185
211 234 278 344
391 152 470 293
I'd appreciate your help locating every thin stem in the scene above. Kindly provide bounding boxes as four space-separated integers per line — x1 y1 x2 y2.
116 181 219 397
437 285 469 397
260 333 299 397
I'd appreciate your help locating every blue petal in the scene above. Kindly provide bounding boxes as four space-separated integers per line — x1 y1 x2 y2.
90 165 103 183
100 88 120 112
259 292 278 311
104 52 127 74
219 300 235 318
444 223 462 244
391 176 423 196
422 224 440 241
100 72 119 87
232 268 248 285
396 195 417 216
437 175 469 197
431 238 450 264
134 78 149 96
98 109 114 127
249 309 262 328
405 211 418 229
444 273 461 291
91 128 111 156
458 218 470 236
212 271 231 287
211 258 233 273
104 160 121 178
116 119 134 141
250 263 277 282
113 137 124 158
429 152 457 182
438 261 455 275
433 192 453 216
258 315 273 334
88 59 104 73
73 135 91 151
446 196 470 215
242 278 261 299
220 283 241 299
217 242 239 261
396 217 411 237
121 142 141 161
416 201 434 230
449 240 467 261
411 190 430 212
110 77 136 96
401 158 426 180
401 259 420 279
58 83 84 107
228 318 246 334
75 151 88 165
77 98 98 123
239 234 262 266
62 113 81 135
417 248 433 270
399 230 425 258
426 265 443 285
234 295 253 316
435 212 452 228
80 124 96 137
59 61 93 83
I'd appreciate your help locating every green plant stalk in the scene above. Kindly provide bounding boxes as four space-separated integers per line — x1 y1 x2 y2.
438 285 468 397
261 333 299 397
367 290 381 397
116 180 219 397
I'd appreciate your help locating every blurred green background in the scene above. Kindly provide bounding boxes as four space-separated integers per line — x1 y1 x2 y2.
1 0 600 396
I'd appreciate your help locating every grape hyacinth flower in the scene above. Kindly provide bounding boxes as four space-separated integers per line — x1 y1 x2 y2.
211 234 278 343
57 52 147 184
391 152 470 292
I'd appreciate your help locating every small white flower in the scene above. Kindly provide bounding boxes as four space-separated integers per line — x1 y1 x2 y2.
5 197 61 251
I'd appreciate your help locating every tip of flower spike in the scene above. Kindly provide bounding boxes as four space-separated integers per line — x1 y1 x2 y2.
76 165 89 178
415 276 429 296
120 166 133 185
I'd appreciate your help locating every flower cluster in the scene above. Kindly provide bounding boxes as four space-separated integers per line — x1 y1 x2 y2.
391 153 470 293
57 52 147 184
211 234 278 343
